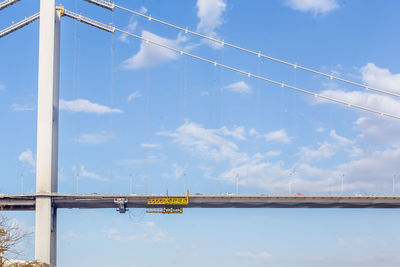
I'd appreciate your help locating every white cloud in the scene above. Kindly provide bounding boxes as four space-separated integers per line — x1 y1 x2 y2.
75 164 107 182
158 122 249 165
338 147 400 188
221 145 400 193
60 99 123 114
355 116 400 146
18 149 35 167
316 64 400 118
199 165 214 179
118 8 147 43
139 6 148 14
361 63 400 93
158 123 342 192
299 142 336 161
330 130 353 146
219 161 340 193
285 0 339 16
119 16 138 43
316 127 325 133
11 104 35 111
219 161 289 191
249 128 261 137
215 143 400 193
318 90 400 118
237 251 272 261
140 143 161 148
347 146 364 158
119 154 166 167
103 228 123 241
265 150 282 157
73 132 113 145
172 163 185 179
299 130 353 161
219 125 247 140
265 129 292 144
121 31 187 69
196 0 226 36
200 91 209 96
160 122 400 193
127 91 142 102
103 221 173 243
224 81 253 94
0 84 5 91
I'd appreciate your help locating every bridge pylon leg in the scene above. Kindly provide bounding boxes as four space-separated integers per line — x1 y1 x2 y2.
34 0 61 265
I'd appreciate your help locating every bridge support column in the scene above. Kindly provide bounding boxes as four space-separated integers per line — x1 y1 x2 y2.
35 0 60 265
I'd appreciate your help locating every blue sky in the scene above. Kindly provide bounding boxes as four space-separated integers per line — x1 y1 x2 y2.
1 0 400 266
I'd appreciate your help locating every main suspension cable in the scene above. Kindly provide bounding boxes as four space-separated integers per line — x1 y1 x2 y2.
112 2 400 99
0 0 21 11
0 12 39 38
114 27 400 120
61 7 400 120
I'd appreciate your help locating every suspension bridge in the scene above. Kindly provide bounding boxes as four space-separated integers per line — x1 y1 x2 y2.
1 0 400 265
2 193 400 211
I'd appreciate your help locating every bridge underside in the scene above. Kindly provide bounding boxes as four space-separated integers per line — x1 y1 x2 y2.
2 194 400 210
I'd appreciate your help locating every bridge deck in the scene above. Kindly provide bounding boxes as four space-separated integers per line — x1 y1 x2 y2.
2 194 400 210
